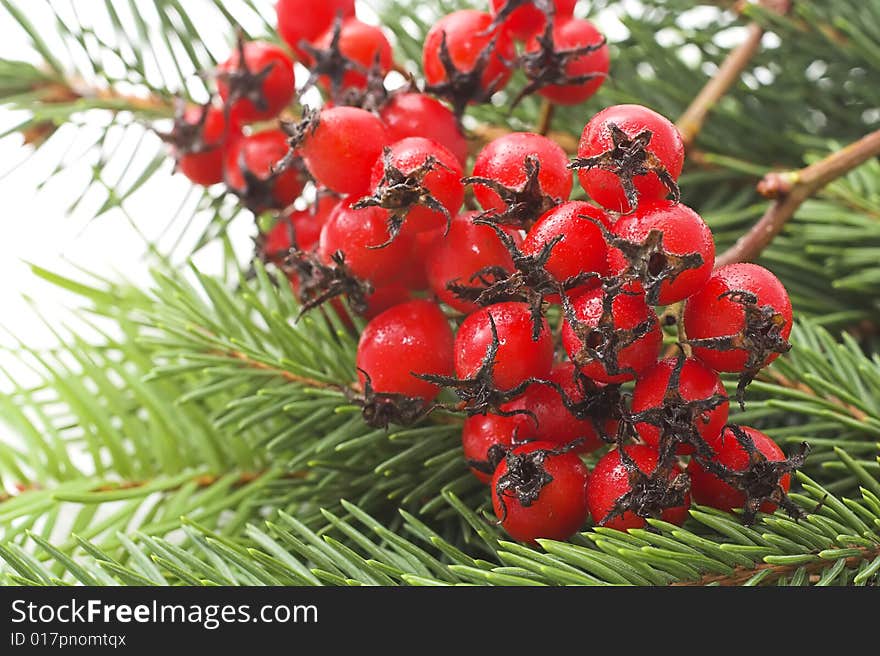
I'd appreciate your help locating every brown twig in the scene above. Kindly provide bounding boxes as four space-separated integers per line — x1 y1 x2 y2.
676 0 792 149
672 543 880 586
536 99 556 136
716 128 880 267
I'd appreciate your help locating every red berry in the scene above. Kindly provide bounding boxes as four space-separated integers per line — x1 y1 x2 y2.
423 10 516 96
561 287 662 384
576 104 684 213
683 263 793 373
314 19 393 91
687 426 790 513
461 413 534 484
522 201 610 295
426 212 520 314
490 0 576 41
471 132 572 213
300 107 388 195
631 357 728 454
361 283 414 320
504 363 615 453
318 202 414 285
380 93 468 165
607 200 715 306
367 137 464 234
172 104 235 186
224 130 306 211
263 195 341 259
356 300 454 402
217 41 295 124
524 18 609 105
491 441 590 542
587 445 690 531
455 302 553 391
276 0 356 60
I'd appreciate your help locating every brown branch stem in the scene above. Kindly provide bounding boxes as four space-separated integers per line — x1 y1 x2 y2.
716 128 880 267
536 99 556 136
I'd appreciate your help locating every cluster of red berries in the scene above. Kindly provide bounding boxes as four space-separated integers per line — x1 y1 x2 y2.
158 0 808 544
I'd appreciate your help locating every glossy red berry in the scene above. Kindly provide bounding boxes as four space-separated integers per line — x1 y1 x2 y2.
366 137 465 234
318 202 414 285
455 302 553 391
576 104 685 213
561 287 662 384
224 130 307 211
683 263 793 373
523 18 609 105
263 195 341 260
504 363 615 453
607 200 715 306
356 300 454 402
587 445 690 531
170 104 235 186
687 426 790 513
490 0 576 41
491 441 590 542
471 132 572 213
314 18 393 91
276 0 356 60
299 107 388 195
632 357 728 454
423 10 516 96
380 93 468 165
426 212 520 314
217 41 295 124
462 413 535 484
522 201 610 293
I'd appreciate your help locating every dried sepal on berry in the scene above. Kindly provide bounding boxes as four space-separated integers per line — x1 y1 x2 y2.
281 105 321 151
345 368 438 429
217 32 279 117
298 16 368 101
687 290 792 407
414 314 544 419
561 282 657 380
285 248 373 318
231 149 309 214
583 214 704 307
512 20 606 107
629 352 727 461
540 370 624 444
334 52 395 112
425 30 507 118
696 425 810 526
493 439 581 523
156 99 215 159
569 123 680 213
484 0 556 37
447 219 597 339
600 443 691 527
466 442 510 479
352 147 454 248
463 155 561 229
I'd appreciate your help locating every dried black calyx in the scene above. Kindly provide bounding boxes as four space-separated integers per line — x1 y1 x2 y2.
583 215 703 306
686 290 792 408
628 352 727 461
414 314 543 419
463 155 560 229
494 440 581 523
334 52 393 113
285 248 373 318
425 31 507 118
157 99 216 156
561 281 656 380
512 19 607 107
483 0 556 37
601 445 691 527
346 369 437 429
542 371 625 444
281 105 321 151
231 151 308 214
297 16 367 101
466 443 509 478
352 147 453 247
697 425 810 526
569 123 680 213
217 31 277 115
448 218 596 339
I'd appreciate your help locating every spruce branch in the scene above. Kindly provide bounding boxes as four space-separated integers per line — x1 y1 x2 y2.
716 128 880 267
